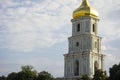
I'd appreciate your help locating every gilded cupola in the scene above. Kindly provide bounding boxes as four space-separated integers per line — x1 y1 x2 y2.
73 0 99 19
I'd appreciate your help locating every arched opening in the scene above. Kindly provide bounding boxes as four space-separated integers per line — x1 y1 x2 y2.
77 24 80 32
94 61 99 72
74 60 79 76
93 24 95 32
95 42 97 48
76 42 79 47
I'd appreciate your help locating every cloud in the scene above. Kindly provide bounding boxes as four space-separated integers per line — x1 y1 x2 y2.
0 0 72 52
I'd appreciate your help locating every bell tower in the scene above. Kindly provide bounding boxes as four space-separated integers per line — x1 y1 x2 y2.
64 0 105 79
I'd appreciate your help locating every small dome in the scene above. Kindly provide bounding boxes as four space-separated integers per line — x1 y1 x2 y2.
73 0 99 19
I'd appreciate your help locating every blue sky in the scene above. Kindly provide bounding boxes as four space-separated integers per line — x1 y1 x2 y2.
0 0 120 77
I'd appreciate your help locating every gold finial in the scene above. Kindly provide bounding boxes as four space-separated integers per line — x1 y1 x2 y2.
81 0 90 7
73 0 99 19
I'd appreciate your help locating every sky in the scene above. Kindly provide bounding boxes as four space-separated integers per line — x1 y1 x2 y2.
0 0 120 77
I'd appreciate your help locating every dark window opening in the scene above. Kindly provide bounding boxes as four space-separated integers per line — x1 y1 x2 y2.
93 24 95 32
77 24 80 32
74 60 79 76
76 42 79 47
94 61 99 73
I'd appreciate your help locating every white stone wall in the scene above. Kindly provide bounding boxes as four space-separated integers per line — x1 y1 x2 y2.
71 17 99 36
68 35 92 53
64 16 105 78
64 53 90 77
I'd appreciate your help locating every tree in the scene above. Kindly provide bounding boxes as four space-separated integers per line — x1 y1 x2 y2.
7 72 17 80
81 74 91 80
0 76 7 80
2 65 55 80
76 74 91 80
93 69 108 80
37 71 53 80
7 65 37 80
18 65 37 80
109 63 120 80
76 77 81 80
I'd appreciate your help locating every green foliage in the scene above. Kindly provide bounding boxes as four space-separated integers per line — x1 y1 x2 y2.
76 77 81 80
76 74 91 80
37 71 53 80
93 69 108 80
5 65 53 80
81 74 91 80
7 72 17 80
109 63 120 80
0 76 7 80
20 65 37 80
7 65 37 80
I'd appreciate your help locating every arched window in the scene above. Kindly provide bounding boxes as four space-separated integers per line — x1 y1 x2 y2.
74 60 79 76
94 61 99 73
95 42 97 48
76 42 79 47
93 24 95 32
77 24 80 32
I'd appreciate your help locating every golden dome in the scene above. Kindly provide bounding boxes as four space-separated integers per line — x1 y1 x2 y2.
73 0 99 19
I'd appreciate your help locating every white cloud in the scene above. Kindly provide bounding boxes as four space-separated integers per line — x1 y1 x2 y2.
0 0 72 52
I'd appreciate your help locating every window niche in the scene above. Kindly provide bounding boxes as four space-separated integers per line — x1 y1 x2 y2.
77 24 80 32
95 42 97 48
76 42 79 47
93 24 96 32
94 61 99 73
74 60 79 76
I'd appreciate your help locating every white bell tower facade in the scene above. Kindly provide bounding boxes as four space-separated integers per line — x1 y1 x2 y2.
64 0 105 79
